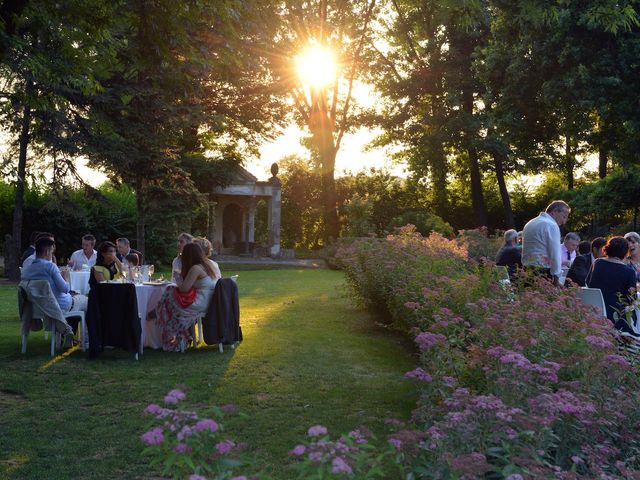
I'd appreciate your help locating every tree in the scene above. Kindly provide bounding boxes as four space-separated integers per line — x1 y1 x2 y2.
269 0 378 243
0 0 117 279
82 0 283 254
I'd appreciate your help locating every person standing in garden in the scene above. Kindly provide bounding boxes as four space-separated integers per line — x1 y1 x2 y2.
521 200 571 285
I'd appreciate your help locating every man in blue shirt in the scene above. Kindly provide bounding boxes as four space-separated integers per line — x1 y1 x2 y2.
21 237 88 316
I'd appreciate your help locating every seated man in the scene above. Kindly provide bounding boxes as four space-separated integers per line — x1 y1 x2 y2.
20 231 40 265
22 232 55 269
116 237 143 265
560 232 581 267
68 234 97 271
566 237 606 287
495 229 522 280
21 236 88 335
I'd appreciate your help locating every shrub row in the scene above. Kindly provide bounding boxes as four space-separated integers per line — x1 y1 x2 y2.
335 225 640 479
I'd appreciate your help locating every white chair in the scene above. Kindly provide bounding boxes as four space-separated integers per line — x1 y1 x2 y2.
578 287 607 318
19 283 86 356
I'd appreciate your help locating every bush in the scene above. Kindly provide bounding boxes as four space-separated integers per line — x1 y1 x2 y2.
336 228 640 478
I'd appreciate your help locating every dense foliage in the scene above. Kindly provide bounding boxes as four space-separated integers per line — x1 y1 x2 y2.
334 226 640 478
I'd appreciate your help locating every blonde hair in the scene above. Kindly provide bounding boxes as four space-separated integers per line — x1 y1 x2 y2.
193 236 212 257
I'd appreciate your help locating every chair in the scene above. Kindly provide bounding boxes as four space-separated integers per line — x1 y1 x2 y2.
201 278 242 353
578 287 607 318
193 275 239 347
18 281 83 356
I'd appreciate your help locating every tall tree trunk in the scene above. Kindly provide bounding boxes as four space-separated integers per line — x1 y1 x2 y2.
135 175 145 255
431 141 448 217
492 151 515 228
598 144 607 179
459 49 487 227
319 142 339 243
8 77 33 281
565 134 575 190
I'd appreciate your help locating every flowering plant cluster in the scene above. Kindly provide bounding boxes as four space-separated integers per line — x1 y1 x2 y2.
337 228 640 478
287 425 397 479
141 386 250 480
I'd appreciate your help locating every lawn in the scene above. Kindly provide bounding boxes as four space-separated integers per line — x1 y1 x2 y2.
0 269 416 479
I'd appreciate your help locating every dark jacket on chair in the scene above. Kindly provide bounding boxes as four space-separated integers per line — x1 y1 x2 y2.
203 278 242 345
566 253 593 287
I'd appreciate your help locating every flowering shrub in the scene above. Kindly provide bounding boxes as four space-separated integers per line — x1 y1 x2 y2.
287 425 399 479
337 229 640 478
141 386 250 479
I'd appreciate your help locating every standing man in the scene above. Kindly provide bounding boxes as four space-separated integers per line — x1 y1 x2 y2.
116 237 143 265
560 232 581 267
68 234 97 271
522 200 571 285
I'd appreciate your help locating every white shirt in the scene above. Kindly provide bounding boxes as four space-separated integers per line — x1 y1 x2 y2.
560 244 577 264
69 249 97 271
521 212 562 277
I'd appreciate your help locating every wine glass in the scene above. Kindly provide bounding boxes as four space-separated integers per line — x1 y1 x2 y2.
149 264 155 279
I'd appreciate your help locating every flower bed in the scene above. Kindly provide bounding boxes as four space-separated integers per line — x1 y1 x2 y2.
336 226 640 478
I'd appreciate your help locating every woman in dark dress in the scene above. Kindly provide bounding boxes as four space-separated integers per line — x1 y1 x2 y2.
89 241 124 288
586 236 637 334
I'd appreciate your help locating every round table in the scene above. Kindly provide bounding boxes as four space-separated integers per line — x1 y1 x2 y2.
69 271 91 295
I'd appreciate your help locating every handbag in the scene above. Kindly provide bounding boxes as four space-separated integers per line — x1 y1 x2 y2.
174 287 197 308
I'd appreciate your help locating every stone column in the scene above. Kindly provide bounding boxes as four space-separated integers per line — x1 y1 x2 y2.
268 177 281 258
247 197 256 243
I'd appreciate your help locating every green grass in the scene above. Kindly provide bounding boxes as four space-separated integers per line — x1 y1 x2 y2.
0 270 416 479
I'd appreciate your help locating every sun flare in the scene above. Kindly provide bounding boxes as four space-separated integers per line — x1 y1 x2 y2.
295 46 337 89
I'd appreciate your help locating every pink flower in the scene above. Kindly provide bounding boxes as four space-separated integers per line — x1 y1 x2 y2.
230 477 247 480
164 388 186 404
331 457 353 475
194 419 219 433
585 335 614 349
221 404 239 414
189 475 207 480
571 455 584 464
389 438 402 450
505 475 524 480
144 403 162 414
215 440 235 455
606 354 631 368
414 331 447 351
174 443 192 454
404 368 433 383
307 425 328 437
141 427 164 446
288 444 306 456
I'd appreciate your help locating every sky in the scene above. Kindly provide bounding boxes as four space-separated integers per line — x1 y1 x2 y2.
72 123 407 187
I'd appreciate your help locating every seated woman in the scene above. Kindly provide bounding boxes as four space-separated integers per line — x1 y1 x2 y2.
153 243 217 351
624 232 640 282
193 236 222 280
89 241 124 288
586 236 637 335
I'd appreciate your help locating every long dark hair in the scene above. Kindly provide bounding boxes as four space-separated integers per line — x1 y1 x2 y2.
181 243 215 278
96 241 117 266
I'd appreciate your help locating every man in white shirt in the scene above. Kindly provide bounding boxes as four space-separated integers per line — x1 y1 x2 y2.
68 234 97 271
522 200 571 285
560 232 580 267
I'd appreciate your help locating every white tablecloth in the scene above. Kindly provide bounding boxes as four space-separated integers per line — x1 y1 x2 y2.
135 283 171 349
69 271 91 295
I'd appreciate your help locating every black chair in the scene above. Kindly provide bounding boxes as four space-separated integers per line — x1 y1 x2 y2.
202 278 242 352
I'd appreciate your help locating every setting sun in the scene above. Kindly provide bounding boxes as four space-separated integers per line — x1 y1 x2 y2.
295 46 337 89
